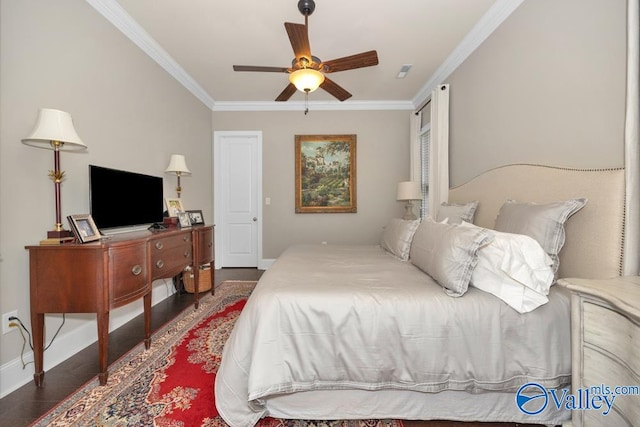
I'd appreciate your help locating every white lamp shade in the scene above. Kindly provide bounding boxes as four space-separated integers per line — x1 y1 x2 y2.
22 108 86 151
289 68 325 93
165 154 191 175
396 181 423 201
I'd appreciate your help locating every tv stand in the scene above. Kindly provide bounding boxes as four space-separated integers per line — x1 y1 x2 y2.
26 225 214 386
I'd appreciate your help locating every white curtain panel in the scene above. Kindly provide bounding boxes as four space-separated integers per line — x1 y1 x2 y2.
624 0 640 276
409 111 422 183
427 84 450 219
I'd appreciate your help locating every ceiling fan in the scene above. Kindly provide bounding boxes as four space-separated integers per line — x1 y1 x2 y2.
233 0 379 106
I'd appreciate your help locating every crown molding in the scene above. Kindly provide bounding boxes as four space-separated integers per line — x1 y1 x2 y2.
86 0 216 109
211 100 415 112
411 0 525 109
88 0 522 113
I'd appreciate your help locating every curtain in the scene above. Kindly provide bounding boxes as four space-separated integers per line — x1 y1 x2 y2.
624 0 640 276
409 111 422 182
427 84 450 219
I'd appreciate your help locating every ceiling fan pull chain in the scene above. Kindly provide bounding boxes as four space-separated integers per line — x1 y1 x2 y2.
304 90 309 115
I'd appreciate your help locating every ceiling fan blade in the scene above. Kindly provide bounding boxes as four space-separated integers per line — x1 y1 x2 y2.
285 22 311 61
321 50 379 73
275 83 297 102
320 77 352 101
233 65 289 73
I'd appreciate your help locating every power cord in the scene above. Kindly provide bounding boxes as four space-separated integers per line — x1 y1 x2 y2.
10 320 32 369
9 314 66 369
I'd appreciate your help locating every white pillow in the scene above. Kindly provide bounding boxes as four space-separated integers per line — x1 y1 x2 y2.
460 222 555 313
379 218 420 261
409 218 492 296
494 198 587 274
436 201 479 224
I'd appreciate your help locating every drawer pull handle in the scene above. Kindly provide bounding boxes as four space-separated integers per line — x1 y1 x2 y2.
184 251 190 258
131 265 142 276
155 241 164 250
183 236 189 242
156 260 165 269
208 242 213 248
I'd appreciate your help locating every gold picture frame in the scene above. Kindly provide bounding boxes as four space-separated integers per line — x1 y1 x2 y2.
295 134 357 213
67 214 101 243
165 198 184 217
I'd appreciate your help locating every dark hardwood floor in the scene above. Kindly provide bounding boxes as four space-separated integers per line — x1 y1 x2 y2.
0 268 543 427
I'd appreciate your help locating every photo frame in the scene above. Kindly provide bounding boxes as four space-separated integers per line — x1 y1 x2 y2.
186 209 205 225
177 211 192 228
295 134 357 213
165 198 184 217
67 214 101 243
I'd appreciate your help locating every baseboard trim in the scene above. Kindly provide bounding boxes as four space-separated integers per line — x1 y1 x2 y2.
259 258 275 270
0 278 176 398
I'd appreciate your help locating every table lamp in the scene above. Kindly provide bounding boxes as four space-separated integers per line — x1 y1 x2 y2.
22 108 87 239
165 154 191 198
396 181 423 220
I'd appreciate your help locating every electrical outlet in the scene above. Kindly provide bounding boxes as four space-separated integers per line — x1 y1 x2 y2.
2 310 18 334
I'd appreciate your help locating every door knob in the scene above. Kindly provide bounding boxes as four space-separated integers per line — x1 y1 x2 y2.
252 217 257 222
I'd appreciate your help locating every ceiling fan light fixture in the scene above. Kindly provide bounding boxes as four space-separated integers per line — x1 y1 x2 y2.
289 68 325 93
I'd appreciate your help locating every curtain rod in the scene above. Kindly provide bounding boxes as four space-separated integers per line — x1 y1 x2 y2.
414 98 431 115
415 84 449 115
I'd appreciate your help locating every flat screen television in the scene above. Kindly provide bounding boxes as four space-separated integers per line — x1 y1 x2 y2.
89 165 164 231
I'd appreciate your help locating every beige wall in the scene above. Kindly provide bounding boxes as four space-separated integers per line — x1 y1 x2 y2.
445 0 626 186
212 110 411 259
0 1 212 369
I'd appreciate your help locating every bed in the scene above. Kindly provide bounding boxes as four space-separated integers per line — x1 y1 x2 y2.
215 164 626 426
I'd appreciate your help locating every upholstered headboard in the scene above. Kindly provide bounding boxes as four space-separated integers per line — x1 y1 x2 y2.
448 164 625 280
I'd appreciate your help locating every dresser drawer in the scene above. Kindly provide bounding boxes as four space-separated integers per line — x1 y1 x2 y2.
150 232 192 278
151 232 192 252
583 301 640 376
583 346 640 425
109 243 148 306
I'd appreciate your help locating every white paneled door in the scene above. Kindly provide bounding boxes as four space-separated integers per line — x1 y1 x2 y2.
214 131 262 268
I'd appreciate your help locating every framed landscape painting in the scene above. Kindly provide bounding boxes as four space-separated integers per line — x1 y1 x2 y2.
295 134 357 213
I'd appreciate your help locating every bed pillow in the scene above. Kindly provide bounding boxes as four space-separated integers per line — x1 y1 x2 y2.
409 218 492 296
436 201 479 224
379 218 421 261
460 222 554 313
494 198 587 273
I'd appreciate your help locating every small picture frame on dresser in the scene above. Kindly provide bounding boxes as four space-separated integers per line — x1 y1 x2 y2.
186 209 204 225
67 214 101 243
177 211 191 228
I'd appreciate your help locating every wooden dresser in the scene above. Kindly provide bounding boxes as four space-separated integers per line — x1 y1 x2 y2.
26 225 214 386
558 276 640 426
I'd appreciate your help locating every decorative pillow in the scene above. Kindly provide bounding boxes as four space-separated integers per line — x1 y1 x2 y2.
494 198 587 273
460 222 554 313
436 201 479 224
409 218 492 296
379 218 421 261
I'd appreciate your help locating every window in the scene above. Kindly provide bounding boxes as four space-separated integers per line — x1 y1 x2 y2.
419 124 430 218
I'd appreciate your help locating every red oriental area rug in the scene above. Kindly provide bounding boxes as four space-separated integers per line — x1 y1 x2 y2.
31 281 403 427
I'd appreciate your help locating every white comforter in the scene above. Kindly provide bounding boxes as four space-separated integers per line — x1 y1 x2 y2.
215 244 571 426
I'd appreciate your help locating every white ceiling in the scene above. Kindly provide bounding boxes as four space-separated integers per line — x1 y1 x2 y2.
89 0 523 110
